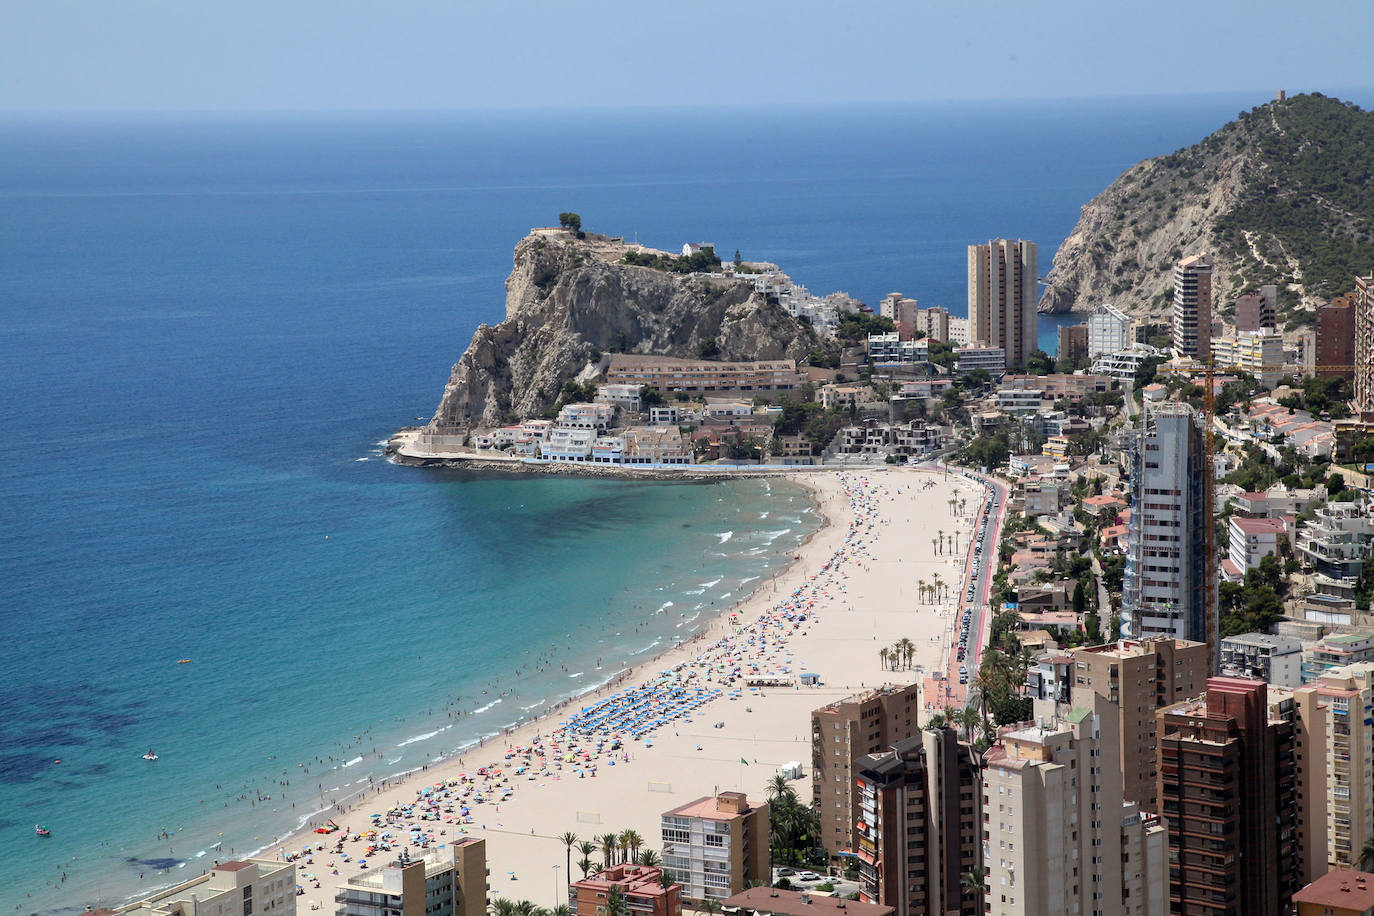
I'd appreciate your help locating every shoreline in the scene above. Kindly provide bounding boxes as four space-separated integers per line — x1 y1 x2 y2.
72 473 830 912
275 467 984 913
273 473 836 844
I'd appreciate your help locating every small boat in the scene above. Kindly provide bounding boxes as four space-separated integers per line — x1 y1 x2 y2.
35 825 51 837
177 659 191 664
143 749 159 761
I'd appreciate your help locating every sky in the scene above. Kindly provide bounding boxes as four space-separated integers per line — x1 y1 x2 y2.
3 0 1372 111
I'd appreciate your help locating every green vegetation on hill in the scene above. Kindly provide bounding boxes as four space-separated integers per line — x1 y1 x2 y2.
1213 94 1374 300
620 247 722 273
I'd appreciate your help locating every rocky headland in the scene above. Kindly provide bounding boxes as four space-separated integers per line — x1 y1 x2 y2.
1041 92 1374 320
423 228 829 431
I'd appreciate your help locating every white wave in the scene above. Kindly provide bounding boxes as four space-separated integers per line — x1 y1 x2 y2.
655 601 674 614
716 531 734 544
684 588 705 595
760 528 790 544
396 729 441 748
472 698 503 715
740 576 759 585
759 511 769 519
342 756 363 767
355 457 369 462
521 698 547 711
387 756 403 765
699 578 722 588
374 439 390 446
196 850 207 858
719 592 733 599
568 671 584 678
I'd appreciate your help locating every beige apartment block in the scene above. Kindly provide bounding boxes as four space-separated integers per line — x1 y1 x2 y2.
660 791 769 902
811 682 921 858
982 695 1164 916
334 838 486 916
1070 637 1210 809
968 239 1038 370
1273 662 1374 883
1171 254 1213 361
110 859 296 916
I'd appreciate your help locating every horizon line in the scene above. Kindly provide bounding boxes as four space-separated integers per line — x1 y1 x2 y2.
2 86 1371 117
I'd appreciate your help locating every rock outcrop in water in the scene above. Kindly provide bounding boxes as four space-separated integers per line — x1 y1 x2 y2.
425 229 828 430
1040 93 1374 318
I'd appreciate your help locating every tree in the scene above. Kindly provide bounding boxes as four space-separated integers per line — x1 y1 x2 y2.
577 857 594 879
605 887 630 916
599 833 617 867
960 866 988 896
639 385 665 407
734 249 742 267
622 829 642 862
1024 349 1054 375
560 831 579 885
558 212 582 233
636 849 661 866
1361 838 1374 872
697 337 721 359
879 646 890 670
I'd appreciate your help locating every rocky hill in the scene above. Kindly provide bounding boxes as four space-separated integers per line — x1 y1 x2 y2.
1040 93 1374 322
426 229 829 429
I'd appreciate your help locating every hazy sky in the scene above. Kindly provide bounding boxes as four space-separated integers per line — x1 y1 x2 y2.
4 0 1372 111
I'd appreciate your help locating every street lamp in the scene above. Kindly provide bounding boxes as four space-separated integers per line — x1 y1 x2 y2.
553 864 562 906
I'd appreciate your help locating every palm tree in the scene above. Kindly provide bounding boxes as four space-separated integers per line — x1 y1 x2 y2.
617 831 633 864
960 497 967 515
552 906 573 916
514 902 538 916
1361 838 1374 871
559 832 578 887
605 887 630 916
960 866 988 897
492 900 519 916
938 529 944 554
577 857 594 879
898 637 916 669
636 849 662 866
932 536 939 556
766 774 795 805
599 833 617 868
622 829 642 863
918 579 926 603
932 573 944 602
697 900 721 916
879 646 890 670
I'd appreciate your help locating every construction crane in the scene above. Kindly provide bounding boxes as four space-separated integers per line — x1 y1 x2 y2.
1147 360 1359 673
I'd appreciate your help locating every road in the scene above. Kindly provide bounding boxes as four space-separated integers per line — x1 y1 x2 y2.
919 462 1009 709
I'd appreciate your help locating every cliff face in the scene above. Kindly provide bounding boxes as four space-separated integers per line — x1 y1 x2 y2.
1041 93 1374 317
429 230 827 428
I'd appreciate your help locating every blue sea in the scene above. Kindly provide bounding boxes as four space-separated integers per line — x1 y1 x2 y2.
0 94 1296 911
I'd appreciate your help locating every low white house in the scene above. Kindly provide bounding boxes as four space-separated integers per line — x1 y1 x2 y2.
540 428 596 461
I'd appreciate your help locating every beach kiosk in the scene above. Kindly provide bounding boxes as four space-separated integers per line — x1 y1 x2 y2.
799 672 820 686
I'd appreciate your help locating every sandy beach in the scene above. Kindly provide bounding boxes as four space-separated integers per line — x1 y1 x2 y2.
279 466 989 910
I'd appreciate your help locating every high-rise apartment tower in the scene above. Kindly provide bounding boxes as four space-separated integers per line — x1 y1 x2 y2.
968 239 1038 369
1171 254 1213 360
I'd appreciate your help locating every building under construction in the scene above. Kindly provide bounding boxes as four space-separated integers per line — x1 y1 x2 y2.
1122 402 1213 653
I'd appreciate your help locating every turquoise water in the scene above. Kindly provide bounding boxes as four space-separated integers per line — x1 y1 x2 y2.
0 96 1303 911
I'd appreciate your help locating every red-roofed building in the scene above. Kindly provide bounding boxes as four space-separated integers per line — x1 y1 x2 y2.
1294 868 1374 915
661 792 768 901
570 864 682 916
1228 515 1287 574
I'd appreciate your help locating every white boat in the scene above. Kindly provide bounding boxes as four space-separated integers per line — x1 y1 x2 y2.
143 749 159 761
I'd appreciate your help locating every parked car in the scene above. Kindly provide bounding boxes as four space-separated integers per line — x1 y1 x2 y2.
797 871 822 882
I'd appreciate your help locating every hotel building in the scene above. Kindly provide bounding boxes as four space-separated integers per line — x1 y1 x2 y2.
968 239 1038 370
1088 303 1133 358
660 792 769 902
1316 294 1356 381
1356 276 1374 417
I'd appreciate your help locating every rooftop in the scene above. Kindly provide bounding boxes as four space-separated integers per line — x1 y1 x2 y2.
723 887 895 916
1292 868 1374 910
1230 517 1286 535
663 792 756 820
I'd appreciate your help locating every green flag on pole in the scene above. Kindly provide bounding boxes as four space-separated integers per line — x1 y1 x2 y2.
740 757 749 765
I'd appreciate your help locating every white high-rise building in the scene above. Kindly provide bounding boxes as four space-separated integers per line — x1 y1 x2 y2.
968 239 1038 370
1088 303 1133 358
982 694 1166 916
1122 403 1210 645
